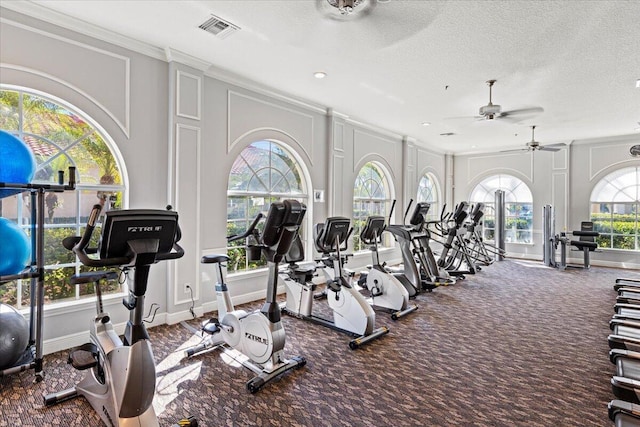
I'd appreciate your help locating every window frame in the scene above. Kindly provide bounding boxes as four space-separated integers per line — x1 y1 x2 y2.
590 166 640 251
0 86 127 309
226 140 309 274
416 172 441 221
469 174 534 245
352 161 393 252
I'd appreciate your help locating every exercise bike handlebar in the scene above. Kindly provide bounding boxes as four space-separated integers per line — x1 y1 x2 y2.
69 203 184 267
227 212 264 243
72 204 131 267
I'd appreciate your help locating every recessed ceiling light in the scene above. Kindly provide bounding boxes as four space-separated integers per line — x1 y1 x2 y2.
421 122 431 126
314 71 327 79
471 145 477 148
636 79 640 88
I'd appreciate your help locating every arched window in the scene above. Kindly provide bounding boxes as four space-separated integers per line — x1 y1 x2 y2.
469 174 533 244
590 166 640 250
353 162 392 251
0 87 126 308
416 172 440 221
227 140 308 272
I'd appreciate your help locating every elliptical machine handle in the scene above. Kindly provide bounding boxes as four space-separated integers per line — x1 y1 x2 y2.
227 212 264 243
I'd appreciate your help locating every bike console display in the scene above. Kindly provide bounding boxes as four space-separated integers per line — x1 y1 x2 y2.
99 209 180 264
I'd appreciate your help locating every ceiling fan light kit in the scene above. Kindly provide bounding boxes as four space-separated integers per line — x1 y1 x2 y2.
326 0 366 16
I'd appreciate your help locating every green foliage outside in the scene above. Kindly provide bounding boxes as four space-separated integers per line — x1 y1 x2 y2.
1 89 125 308
0 225 120 306
591 213 638 250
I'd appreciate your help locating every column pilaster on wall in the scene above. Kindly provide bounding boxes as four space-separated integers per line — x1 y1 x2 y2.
402 136 416 212
166 58 205 318
445 153 454 209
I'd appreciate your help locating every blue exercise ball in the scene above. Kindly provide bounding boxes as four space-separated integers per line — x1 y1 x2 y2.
0 129 36 199
0 303 29 370
0 217 31 276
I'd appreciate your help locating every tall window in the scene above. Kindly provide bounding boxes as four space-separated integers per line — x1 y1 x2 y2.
0 87 125 309
353 162 392 251
591 167 640 250
416 172 440 221
227 140 307 272
469 174 533 244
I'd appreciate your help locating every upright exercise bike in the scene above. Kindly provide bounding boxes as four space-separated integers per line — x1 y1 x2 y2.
280 216 389 349
184 200 307 393
44 204 194 427
356 215 418 320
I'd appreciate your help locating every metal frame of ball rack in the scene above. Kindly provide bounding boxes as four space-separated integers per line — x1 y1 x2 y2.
0 167 76 382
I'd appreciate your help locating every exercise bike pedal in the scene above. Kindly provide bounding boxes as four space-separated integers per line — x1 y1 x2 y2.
68 343 99 370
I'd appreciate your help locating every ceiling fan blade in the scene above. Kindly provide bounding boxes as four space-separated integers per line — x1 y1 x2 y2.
501 106 544 117
542 143 566 148
499 147 530 153
538 146 561 152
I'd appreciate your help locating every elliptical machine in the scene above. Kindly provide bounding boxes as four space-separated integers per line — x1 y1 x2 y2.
385 200 453 295
356 215 418 320
44 204 194 427
183 200 307 393
280 216 389 349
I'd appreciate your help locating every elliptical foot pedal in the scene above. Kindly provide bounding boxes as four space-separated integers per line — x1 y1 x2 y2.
202 319 220 335
68 343 98 370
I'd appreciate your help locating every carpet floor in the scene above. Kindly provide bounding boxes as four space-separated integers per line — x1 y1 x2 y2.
0 259 629 426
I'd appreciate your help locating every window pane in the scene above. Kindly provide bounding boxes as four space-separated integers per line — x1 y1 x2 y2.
1 87 125 306
591 203 612 234
470 175 532 244
0 90 20 130
226 141 307 273
23 94 92 148
353 162 390 251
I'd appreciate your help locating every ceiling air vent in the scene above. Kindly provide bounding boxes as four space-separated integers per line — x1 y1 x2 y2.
199 15 239 39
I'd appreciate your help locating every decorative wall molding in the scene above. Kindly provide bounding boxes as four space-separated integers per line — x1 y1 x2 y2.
227 90 314 163
333 122 344 152
1 19 131 137
333 155 344 214
552 148 568 170
466 152 534 186
552 172 568 230
176 70 202 120
353 128 398 175
589 142 640 181
173 123 201 305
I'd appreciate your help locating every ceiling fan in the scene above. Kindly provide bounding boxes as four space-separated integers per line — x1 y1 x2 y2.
502 126 566 153
311 0 434 45
316 0 376 20
475 80 544 121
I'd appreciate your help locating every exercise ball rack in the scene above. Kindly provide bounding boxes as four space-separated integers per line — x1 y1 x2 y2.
0 167 76 381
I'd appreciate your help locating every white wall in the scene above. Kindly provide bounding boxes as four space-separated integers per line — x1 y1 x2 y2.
0 8 449 351
1 9 170 349
569 134 640 268
453 135 640 267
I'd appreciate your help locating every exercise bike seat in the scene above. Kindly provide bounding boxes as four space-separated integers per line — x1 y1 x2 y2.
284 235 316 282
202 254 230 264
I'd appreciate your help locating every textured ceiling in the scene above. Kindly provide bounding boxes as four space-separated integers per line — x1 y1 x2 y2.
3 0 640 154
